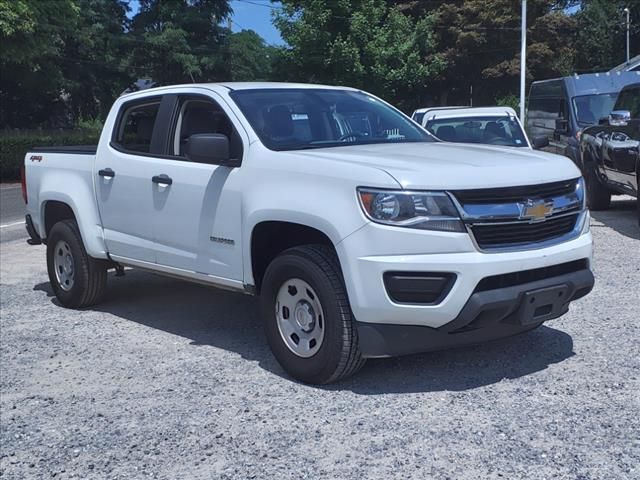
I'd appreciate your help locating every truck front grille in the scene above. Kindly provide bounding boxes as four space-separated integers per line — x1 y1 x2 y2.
450 178 585 251
470 214 579 249
452 178 579 204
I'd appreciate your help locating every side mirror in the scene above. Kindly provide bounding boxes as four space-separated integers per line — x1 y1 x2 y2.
532 135 549 149
554 118 569 134
185 133 240 167
608 110 631 127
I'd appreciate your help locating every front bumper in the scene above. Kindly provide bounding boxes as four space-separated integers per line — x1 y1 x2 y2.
337 220 593 329
356 268 594 358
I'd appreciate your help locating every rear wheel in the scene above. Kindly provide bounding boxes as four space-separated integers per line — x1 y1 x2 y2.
260 245 365 384
46 219 107 308
584 166 611 210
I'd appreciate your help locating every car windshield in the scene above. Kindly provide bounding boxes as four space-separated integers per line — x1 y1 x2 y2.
424 115 529 147
229 88 433 151
572 93 618 125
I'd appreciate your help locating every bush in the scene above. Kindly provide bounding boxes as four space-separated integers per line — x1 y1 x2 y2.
0 129 101 181
494 93 521 112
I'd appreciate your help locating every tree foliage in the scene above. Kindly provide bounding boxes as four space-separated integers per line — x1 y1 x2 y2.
389 0 580 106
0 0 79 127
229 30 275 81
129 0 231 85
574 0 640 73
274 0 446 109
0 0 637 128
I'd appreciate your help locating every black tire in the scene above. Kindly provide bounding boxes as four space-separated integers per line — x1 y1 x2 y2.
260 244 365 384
46 219 107 308
637 172 640 227
584 166 611 210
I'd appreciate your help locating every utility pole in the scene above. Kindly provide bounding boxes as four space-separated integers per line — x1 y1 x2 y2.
520 0 527 124
624 8 630 64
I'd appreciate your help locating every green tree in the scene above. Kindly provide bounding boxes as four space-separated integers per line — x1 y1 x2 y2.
417 0 578 106
574 0 639 72
274 0 446 111
60 0 132 123
129 0 232 85
229 29 274 81
0 0 79 128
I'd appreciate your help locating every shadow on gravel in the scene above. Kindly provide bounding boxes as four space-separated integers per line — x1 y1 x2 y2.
34 271 575 394
590 198 639 240
335 325 573 394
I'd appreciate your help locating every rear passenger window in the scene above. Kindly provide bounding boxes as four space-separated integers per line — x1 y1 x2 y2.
113 99 161 153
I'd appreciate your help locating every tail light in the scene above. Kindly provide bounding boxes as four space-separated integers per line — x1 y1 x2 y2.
20 164 27 204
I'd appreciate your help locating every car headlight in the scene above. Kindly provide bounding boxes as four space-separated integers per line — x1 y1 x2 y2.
577 176 586 210
357 188 465 232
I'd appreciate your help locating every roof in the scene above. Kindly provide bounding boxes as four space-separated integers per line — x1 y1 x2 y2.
412 106 468 115
119 81 360 99
609 55 640 73
218 82 359 91
418 106 518 119
531 71 640 97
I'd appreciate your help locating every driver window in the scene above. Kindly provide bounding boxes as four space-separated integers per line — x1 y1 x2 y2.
173 98 242 160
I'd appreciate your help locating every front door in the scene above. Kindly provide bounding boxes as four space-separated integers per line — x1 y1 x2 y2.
150 94 245 282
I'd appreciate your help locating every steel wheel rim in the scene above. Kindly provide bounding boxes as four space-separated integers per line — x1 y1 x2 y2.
53 240 75 291
275 278 325 358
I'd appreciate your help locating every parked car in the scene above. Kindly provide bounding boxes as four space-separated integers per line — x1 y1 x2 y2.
411 106 548 149
526 71 639 164
580 82 639 223
22 82 594 384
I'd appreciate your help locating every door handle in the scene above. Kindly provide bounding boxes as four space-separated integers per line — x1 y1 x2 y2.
98 168 115 178
152 174 173 186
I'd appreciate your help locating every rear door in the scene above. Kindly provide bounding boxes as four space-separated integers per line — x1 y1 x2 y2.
149 91 245 282
95 95 170 263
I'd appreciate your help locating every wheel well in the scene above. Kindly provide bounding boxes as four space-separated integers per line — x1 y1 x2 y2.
251 221 334 293
44 201 76 238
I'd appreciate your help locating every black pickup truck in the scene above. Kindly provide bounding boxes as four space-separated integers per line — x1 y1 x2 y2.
580 83 639 224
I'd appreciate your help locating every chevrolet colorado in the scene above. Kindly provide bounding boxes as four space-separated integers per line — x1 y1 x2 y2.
23 83 594 384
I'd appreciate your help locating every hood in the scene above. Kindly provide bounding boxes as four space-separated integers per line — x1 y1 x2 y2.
291 142 582 190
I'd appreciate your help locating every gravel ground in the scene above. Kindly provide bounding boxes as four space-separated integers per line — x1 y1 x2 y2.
1 198 639 480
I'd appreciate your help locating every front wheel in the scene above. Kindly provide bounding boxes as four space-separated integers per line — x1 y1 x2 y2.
260 245 365 384
46 219 107 308
584 166 611 210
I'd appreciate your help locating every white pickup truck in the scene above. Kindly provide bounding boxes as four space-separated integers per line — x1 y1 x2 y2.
23 82 594 384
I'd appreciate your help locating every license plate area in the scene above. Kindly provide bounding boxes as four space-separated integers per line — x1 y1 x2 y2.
515 285 570 325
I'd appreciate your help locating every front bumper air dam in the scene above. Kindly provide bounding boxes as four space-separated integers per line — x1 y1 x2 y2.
356 268 594 358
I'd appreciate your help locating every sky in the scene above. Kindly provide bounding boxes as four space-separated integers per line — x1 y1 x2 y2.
230 0 283 45
127 0 284 45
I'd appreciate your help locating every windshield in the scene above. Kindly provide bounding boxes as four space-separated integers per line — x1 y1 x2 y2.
229 88 433 151
572 93 618 125
424 115 529 147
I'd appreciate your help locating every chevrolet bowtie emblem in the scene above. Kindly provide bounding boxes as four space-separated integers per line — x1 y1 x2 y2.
519 199 553 222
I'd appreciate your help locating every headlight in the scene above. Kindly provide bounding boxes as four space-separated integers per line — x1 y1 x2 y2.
577 176 586 210
357 188 465 232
